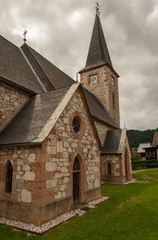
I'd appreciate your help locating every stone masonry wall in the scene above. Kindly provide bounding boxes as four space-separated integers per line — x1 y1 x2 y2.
101 154 122 183
44 89 101 204
0 88 101 224
101 136 132 183
0 81 30 129
80 65 120 126
0 145 40 204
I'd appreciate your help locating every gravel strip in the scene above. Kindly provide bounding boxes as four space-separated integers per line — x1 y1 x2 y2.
0 196 109 234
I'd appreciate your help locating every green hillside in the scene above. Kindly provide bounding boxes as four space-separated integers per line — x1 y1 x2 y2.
128 128 158 148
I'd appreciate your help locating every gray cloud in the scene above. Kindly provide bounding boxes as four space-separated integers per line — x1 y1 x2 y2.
0 0 158 130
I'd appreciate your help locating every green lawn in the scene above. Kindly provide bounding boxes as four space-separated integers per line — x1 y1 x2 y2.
1 169 158 240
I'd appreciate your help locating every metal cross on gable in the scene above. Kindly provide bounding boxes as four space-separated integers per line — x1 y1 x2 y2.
23 29 28 42
96 2 100 16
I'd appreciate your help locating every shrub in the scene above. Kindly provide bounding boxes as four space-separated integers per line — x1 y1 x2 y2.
132 159 158 170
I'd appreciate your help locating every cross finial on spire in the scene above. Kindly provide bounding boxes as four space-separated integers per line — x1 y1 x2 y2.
96 2 100 17
23 29 28 43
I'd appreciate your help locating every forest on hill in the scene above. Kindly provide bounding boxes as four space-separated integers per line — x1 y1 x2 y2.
128 128 158 148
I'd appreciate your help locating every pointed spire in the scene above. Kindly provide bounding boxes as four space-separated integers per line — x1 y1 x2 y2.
80 14 112 72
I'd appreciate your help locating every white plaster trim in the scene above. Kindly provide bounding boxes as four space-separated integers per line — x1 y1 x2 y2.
33 83 80 143
118 128 127 153
19 48 47 92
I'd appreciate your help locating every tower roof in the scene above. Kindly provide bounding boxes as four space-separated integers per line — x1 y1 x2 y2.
80 14 112 73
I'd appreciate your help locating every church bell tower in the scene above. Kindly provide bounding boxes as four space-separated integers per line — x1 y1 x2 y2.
79 9 120 127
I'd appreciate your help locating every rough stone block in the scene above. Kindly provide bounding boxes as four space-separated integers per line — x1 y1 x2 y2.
46 162 57 172
94 179 99 188
47 146 57 155
23 171 36 181
46 179 58 188
21 189 32 203
28 153 36 163
57 141 63 153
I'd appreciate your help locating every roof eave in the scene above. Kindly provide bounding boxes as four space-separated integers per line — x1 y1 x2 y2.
0 76 36 95
0 141 42 148
79 63 119 77
101 151 122 155
92 114 120 130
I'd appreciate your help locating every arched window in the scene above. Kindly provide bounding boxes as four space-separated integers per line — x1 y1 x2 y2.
107 162 111 174
112 93 115 109
5 161 13 193
73 157 80 171
73 157 80 203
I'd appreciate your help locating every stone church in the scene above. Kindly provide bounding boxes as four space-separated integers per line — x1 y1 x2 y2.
0 11 132 225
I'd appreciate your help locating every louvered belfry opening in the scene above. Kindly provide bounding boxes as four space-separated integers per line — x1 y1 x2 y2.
5 161 13 194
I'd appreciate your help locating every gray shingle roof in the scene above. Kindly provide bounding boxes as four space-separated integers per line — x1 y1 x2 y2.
82 88 119 129
80 14 112 73
0 34 119 144
0 35 44 93
21 44 54 92
21 44 75 90
0 86 70 146
102 130 122 154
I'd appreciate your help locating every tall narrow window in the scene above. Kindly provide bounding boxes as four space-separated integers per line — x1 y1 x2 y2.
5 161 13 194
107 162 111 174
111 76 115 85
112 93 115 109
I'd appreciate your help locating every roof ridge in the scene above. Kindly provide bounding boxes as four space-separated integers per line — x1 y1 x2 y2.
0 36 44 93
21 43 55 91
19 46 47 92
27 44 75 83
26 44 55 88
33 83 80 143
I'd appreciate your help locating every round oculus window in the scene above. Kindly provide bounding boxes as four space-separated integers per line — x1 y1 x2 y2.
72 117 80 133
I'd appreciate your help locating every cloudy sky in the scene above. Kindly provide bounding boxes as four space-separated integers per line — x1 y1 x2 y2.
1 0 158 130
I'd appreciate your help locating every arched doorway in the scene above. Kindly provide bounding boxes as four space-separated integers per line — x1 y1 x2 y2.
73 156 80 204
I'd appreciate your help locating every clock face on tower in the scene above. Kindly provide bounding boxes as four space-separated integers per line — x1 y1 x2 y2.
89 74 97 84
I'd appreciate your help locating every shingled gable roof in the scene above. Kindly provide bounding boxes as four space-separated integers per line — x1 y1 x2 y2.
0 83 101 148
102 128 127 154
20 43 119 129
21 43 75 90
82 88 119 129
0 34 119 134
79 14 113 73
0 35 44 93
0 84 78 146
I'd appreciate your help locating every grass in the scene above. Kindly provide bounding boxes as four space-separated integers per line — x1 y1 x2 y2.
1 169 158 240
